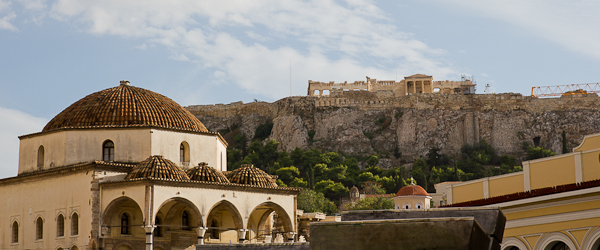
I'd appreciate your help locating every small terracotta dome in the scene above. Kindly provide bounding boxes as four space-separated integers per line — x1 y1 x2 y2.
227 164 277 188
395 184 430 197
125 155 190 180
43 81 208 133
186 162 230 183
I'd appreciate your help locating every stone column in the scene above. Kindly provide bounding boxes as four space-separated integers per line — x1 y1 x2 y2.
238 229 248 243
143 226 155 250
413 81 416 94
197 227 207 245
288 232 297 242
420 81 424 93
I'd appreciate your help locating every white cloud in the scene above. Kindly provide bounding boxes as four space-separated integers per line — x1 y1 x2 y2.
0 107 47 178
430 0 600 60
41 0 457 99
0 0 17 31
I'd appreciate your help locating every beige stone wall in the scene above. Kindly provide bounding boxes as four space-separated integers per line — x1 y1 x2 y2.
150 129 227 171
0 171 93 250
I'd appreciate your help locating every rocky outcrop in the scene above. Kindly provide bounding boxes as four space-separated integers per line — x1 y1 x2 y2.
187 93 600 166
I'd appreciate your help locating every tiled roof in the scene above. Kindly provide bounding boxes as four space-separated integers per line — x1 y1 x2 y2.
42 81 208 133
395 184 430 197
226 164 278 188
445 179 600 207
125 155 189 180
186 162 230 183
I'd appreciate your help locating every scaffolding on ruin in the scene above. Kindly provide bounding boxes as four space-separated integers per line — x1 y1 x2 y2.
531 83 600 97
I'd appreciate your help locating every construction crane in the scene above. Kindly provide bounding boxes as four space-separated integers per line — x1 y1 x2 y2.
531 83 600 97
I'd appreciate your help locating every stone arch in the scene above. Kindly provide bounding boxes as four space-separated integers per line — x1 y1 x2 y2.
115 242 133 250
101 196 144 237
247 201 294 242
502 237 529 250
156 197 202 229
582 227 600 250
535 232 577 250
206 200 244 243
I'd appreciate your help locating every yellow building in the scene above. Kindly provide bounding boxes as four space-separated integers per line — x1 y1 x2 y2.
438 133 600 250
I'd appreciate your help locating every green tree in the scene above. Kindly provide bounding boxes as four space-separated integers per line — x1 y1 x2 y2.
297 189 337 215
289 177 308 188
276 166 300 184
315 180 349 202
366 155 379 167
350 197 394 210
361 181 386 194
525 145 557 160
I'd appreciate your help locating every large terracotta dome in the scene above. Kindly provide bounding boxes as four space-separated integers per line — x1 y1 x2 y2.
42 81 208 133
395 184 430 197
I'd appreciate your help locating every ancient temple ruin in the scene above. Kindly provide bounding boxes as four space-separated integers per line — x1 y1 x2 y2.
307 74 476 97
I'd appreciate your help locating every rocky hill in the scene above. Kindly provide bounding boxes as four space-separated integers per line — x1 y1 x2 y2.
186 92 600 168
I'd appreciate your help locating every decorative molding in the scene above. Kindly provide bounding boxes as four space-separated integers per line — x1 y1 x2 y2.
533 232 577 250
581 227 600 250
501 194 600 214
501 237 529 250
506 208 600 229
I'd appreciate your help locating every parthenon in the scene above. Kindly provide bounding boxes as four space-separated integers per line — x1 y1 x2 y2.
307 74 475 97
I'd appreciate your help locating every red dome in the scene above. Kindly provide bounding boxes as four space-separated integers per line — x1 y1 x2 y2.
395 184 430 197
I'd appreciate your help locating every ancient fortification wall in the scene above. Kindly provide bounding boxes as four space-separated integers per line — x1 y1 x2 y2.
187 93 600 167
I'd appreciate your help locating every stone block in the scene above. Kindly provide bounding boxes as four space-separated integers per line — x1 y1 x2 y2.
341 207 506 242
196 243 309 250
309 217 489 250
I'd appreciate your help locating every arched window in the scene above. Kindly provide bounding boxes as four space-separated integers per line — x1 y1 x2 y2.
71 246 79 250
103 140 114 162
121 213 129 235
154 216 162 237
71 213 79 235
12 221 18 243
402 202 411 209
415 202 423 209
36 217 43 240
37 145 44 169
182 210 189 230
180 142 189 164
57 214 65 237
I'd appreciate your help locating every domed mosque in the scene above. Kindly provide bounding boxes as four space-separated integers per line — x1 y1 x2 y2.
1 81 300 250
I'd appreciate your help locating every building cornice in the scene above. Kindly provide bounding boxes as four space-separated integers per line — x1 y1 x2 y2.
100 177 302 195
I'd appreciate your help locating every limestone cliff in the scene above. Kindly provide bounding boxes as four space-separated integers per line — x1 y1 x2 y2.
186 93 600 167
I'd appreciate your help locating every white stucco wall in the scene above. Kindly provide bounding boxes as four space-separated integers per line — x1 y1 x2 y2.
150 129 227 171
19 128 227 174
0 171 93 250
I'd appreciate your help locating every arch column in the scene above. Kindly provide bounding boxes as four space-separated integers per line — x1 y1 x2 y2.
143 226 155 250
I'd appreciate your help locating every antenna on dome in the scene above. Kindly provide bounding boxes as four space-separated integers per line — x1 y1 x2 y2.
120 80 130 86
410 177 415 185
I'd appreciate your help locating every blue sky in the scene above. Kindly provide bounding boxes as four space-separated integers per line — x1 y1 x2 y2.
2 0 600 178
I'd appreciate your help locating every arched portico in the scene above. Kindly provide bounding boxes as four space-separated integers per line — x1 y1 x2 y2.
154 197 202 248
102 196 145 238
205 200 244 243
247 202 294 242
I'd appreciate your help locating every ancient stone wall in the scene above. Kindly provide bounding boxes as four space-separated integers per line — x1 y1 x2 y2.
187 93 600 167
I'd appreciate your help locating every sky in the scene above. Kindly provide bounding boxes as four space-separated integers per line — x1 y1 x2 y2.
2 0 600 178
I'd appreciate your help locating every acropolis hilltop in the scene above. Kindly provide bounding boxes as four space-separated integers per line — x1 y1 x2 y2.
307 74 476 97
